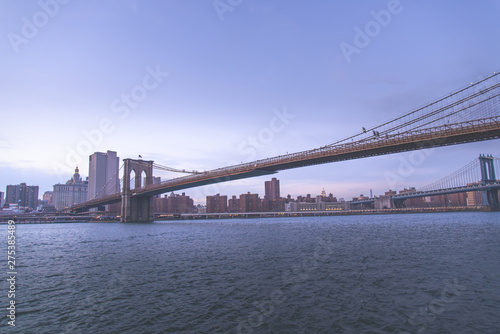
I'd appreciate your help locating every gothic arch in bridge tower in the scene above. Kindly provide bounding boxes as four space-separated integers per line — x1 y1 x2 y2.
121 159 154 222
123 159 153 191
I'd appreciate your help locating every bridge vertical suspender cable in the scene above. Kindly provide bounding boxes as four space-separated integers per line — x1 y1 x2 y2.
418 156 499 192
90 164 124 201
326 72 500 148
418 158 481 192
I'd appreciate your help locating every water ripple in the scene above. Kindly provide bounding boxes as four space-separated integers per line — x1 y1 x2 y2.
4 212 500 333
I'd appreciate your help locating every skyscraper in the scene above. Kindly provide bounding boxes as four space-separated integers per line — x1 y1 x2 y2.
0 191 4 208
264 177 280 200
5 183 39 209
88 151 120 200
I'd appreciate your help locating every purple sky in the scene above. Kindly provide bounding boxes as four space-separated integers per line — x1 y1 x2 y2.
1 0 499 203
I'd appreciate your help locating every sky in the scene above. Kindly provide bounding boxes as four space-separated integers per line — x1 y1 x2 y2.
1 0 499 204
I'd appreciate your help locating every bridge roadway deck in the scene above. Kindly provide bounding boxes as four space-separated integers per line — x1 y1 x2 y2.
72 116 500 210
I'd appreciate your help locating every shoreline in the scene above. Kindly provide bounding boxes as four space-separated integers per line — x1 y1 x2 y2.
1 205 494 224
158 205 491 220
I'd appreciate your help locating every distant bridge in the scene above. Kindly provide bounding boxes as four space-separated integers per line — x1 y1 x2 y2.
71 72 500 221
351 154 500 208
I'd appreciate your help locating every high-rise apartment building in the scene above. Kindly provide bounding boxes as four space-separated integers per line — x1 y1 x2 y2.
53 166 88 210
228 195 240 213
206 194 228 213
5 183 39 209
264 177 280 200
155 192 194 214
168 192 194 213
262 198 285 212
0 191 4 208
240 192 261 212
88 151 120 200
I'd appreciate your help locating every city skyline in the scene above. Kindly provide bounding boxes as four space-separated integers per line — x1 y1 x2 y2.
1 1 499 203
3 166 459 208
0 165 367 206
4 154 498 211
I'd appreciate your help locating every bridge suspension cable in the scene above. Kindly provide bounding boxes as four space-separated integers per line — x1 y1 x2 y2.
152 162 201 174
72 72 500 212
326 71 500 148
90 164 124 200
418 158 481 192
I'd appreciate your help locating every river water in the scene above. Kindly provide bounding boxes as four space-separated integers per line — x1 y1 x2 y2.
2 212 499 333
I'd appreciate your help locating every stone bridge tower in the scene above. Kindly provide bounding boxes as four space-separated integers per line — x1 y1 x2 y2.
121 159 154 222
479 154 499 210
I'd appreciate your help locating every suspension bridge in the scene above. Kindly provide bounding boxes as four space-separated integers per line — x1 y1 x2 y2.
351 154 500 209
71 72 500 221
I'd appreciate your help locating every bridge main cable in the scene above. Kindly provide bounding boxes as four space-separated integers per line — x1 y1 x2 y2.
326 72 500 147
152 162 202 175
